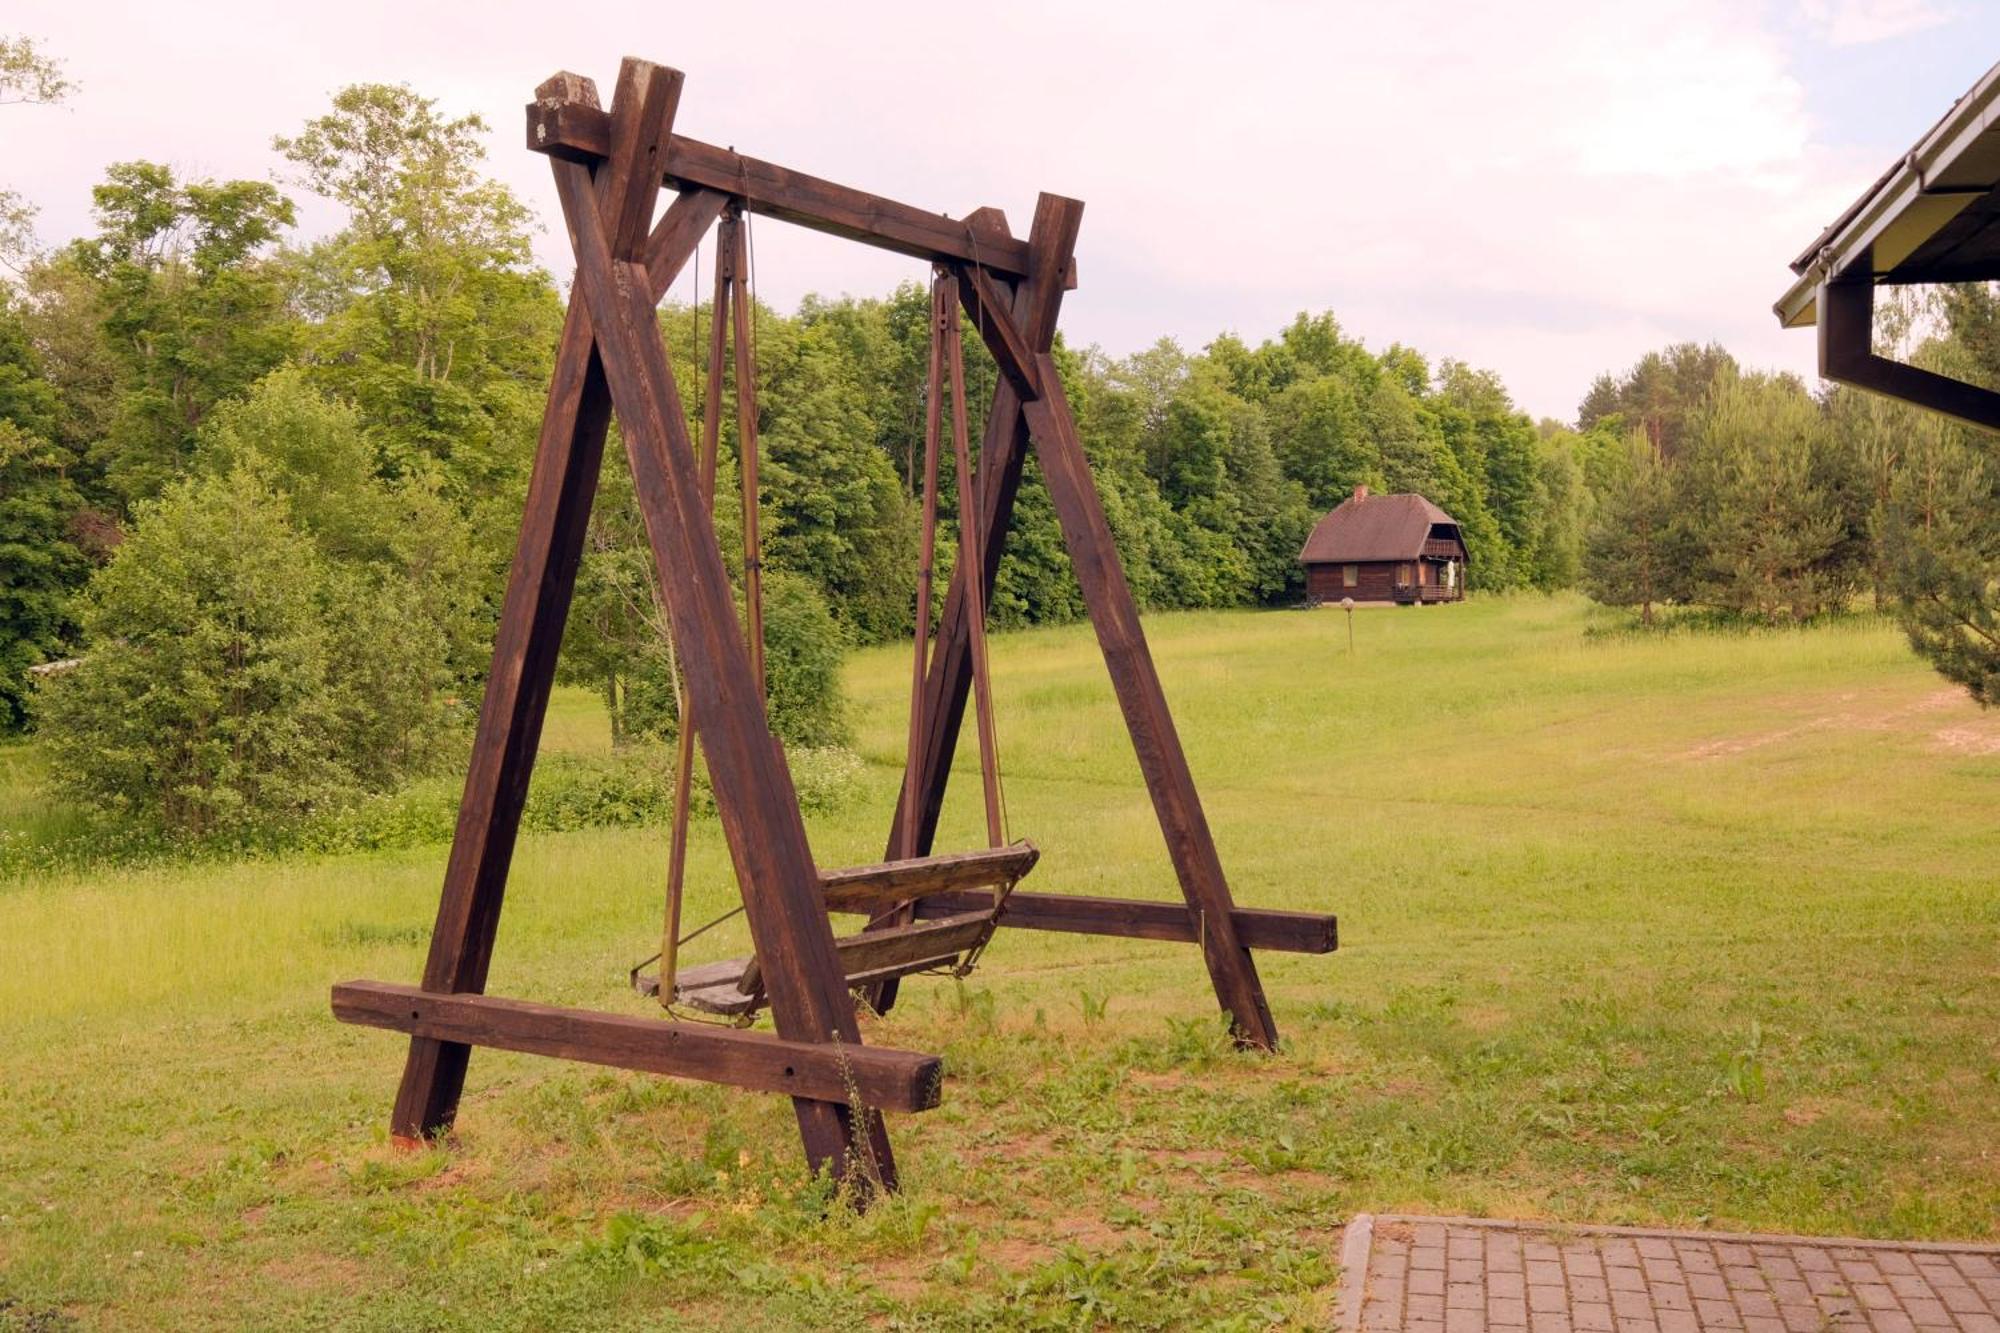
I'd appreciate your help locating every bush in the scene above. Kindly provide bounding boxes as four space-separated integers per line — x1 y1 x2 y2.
34 465 463 840
295 744 863 855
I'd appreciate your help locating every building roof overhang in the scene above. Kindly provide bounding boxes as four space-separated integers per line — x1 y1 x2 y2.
1775 60 2000 431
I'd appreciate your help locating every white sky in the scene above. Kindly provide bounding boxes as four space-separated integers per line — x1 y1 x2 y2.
4 0 1989 422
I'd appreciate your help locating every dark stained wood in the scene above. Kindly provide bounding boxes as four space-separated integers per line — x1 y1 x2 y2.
644 188 729 303
374 57 1332 1196
939 272 1005 847
527 97 1046 279
605 62 683 263
864 194 1083 1014
1020 354 1280 1050
339 982 942 1113
547 86 895 1186
659 206 736 1003
819 841 1038 914
389 70 720 1145
902 277 946 856
832 891 1337 954
738 911 999 998
952 261 1041 401
729 215 768 694
1820 277 2000 431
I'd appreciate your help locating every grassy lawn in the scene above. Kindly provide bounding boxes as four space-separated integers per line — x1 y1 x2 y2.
1 594 1995 1330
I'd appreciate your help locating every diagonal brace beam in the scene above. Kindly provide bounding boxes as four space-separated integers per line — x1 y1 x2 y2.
545 62 894 1190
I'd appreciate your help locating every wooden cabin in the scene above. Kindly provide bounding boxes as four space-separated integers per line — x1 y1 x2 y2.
1299 486 1468 605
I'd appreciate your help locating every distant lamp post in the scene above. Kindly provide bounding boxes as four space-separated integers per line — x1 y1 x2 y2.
1340 596 1356 653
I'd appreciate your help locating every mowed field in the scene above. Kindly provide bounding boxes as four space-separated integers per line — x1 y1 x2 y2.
1 595 1996 1330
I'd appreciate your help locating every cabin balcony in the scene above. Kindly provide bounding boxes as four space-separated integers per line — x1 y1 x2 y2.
1392 582 1462 604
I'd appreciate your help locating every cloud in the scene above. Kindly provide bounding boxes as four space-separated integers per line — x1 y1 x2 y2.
3 0 1897 419
1799 0 1956 45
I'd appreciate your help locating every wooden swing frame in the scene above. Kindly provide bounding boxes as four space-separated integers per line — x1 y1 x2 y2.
332 57 1338 1197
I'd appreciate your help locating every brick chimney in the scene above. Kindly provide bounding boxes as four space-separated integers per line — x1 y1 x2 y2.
1353 484 1370 501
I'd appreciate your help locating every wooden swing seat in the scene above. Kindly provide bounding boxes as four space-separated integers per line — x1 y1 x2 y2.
648 840 1038 1017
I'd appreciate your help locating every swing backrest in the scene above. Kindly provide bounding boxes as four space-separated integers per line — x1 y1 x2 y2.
817 841 1039 915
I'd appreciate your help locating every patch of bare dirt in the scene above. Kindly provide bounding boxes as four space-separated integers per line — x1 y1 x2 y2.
1681 689 1991 760
1933 725 2000 756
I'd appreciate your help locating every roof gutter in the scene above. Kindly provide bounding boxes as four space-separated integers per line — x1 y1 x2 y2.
1774 60 2000 332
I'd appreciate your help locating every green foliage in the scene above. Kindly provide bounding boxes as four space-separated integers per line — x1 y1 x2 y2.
1583 430 1684 625
1874 424 2000 704
757 572 853 748
35 467 355 836
0 35 73 107
276 83 561 518
78 161 298 505
624 572 853 752
1578 341 1738 461
1676 373 1865 623
0 297 84 730
0 33 74 275
35 442 470 840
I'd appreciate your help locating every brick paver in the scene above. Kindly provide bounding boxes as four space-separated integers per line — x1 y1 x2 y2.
1345 1216 2000 1333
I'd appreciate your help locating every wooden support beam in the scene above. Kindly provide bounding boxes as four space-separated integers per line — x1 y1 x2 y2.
546 69 895 1189
527 97 1051 280
952 261 1042 401
388 74 723 1146
1021 355 1280 1050
644 188 729 303
834 892 1337 954
339 982 942 1113
866 194 1084 1015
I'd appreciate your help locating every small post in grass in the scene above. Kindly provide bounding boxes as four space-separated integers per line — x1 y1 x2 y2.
1341 596 1355 654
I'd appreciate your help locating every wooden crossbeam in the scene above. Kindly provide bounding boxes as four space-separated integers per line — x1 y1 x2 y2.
527 98 1052 280
338 983 943 1112
834 892 1338 954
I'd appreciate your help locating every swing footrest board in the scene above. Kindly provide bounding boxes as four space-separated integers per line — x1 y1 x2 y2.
331 981 944 1111
667 910 1003 1017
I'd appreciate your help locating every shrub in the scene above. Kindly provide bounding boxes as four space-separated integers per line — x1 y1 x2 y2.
34 465 463 840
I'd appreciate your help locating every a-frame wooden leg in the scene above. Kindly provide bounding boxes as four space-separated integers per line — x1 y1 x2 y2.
1021 360 1279 1050
390 70 725 1145
865 194 1083 1013
547 61 894 1191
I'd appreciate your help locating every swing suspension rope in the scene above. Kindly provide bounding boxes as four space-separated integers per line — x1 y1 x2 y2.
645 222 1014 1016
905 265 1006 856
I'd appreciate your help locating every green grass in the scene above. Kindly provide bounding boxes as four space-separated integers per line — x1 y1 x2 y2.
2 594 1996 1330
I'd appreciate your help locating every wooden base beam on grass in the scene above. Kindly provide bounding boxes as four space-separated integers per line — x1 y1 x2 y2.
337 982 943 1115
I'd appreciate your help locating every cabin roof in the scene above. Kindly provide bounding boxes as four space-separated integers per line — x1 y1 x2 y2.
1298 491 1461 564
1774 59 2000 330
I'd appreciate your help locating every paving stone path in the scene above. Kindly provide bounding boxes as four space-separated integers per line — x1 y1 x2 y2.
1340 1215 2000 1333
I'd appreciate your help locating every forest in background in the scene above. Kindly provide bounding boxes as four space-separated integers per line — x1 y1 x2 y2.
1 39 1993 843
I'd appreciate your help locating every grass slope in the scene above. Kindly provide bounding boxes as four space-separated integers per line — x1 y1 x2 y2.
1 595 1995 1330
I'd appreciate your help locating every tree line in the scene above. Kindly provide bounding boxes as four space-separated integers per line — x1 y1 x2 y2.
1578 324 1998 705
0 40 1990 840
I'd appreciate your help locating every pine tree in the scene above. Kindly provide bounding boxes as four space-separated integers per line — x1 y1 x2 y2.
1583 430 1680 625
1875 425 1999 705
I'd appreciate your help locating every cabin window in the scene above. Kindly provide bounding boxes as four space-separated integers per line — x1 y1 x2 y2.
1341 564 1357 588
